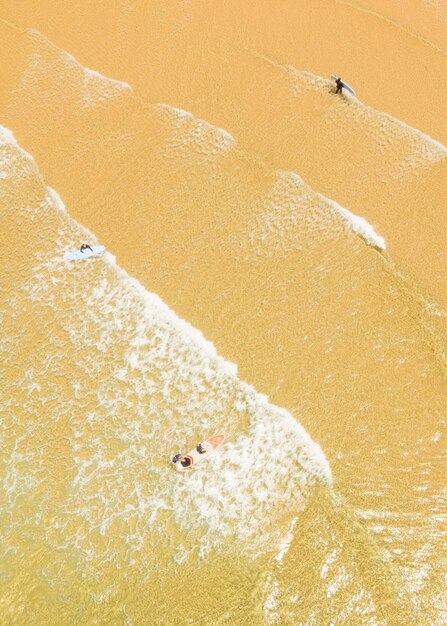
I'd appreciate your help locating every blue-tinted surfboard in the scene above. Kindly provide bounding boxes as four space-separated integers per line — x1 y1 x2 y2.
65 245 106 261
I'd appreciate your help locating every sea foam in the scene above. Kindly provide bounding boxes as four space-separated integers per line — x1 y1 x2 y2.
277 170 387 250
331 202 386 250
1 128 332 579
24 29 132 110
157 103 236 150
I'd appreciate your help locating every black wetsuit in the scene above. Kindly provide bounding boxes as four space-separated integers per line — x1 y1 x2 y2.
181 457 192 468
80 244 93 253
335 78 343 94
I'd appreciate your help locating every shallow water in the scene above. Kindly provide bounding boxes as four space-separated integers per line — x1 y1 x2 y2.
1 2 446 624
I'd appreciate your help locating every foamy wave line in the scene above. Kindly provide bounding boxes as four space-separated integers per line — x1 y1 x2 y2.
25 28 132 92
23 28 132 110
15 24 236 149
0 125 40 180
97 257 331 488
46 187 66 213
0 126 15 144
55 214 331 560
157 103 236 146
157 104 193 121
250 51 447 157
297 69 447 158
82 67 131 91
0 127 68 217
333 202 386 250
283 170 386 250
2 122 334 572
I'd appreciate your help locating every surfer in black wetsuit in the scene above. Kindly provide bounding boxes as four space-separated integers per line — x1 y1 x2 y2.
80 243 94 254
196 443 206 454
335 76 343 94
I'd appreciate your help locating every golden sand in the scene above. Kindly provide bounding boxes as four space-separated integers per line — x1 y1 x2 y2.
1 1 447 624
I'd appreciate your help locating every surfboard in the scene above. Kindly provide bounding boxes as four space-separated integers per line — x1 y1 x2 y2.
330 75 356 96
176 434 225 471
65 245 105 261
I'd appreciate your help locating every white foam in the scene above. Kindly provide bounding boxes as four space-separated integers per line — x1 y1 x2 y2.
157 104 193 121
80 66 132 109
45 187 66 213
219 128 234 143
263 576 280 621
157 103 236 149
425 301 447 318
336 204 386 250
0 126 15 145
285 64 447 158
52 254 329 560
24 29 132 110
274 516 298 562
0 126 33 163
373 109 447 161
83 67 131 91
0 125 40 181
2 134 332 583
277 170 386 250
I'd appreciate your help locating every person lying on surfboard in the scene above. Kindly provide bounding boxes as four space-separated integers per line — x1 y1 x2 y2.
172 435 225 470
80 243 94 254
172 442 206 465
172 454 192 467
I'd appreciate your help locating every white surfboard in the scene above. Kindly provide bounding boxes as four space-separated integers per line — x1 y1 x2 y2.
331 75 356 96
65 245 105 261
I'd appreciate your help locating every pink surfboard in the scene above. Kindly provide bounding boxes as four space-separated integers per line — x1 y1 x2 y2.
176 434 225 471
